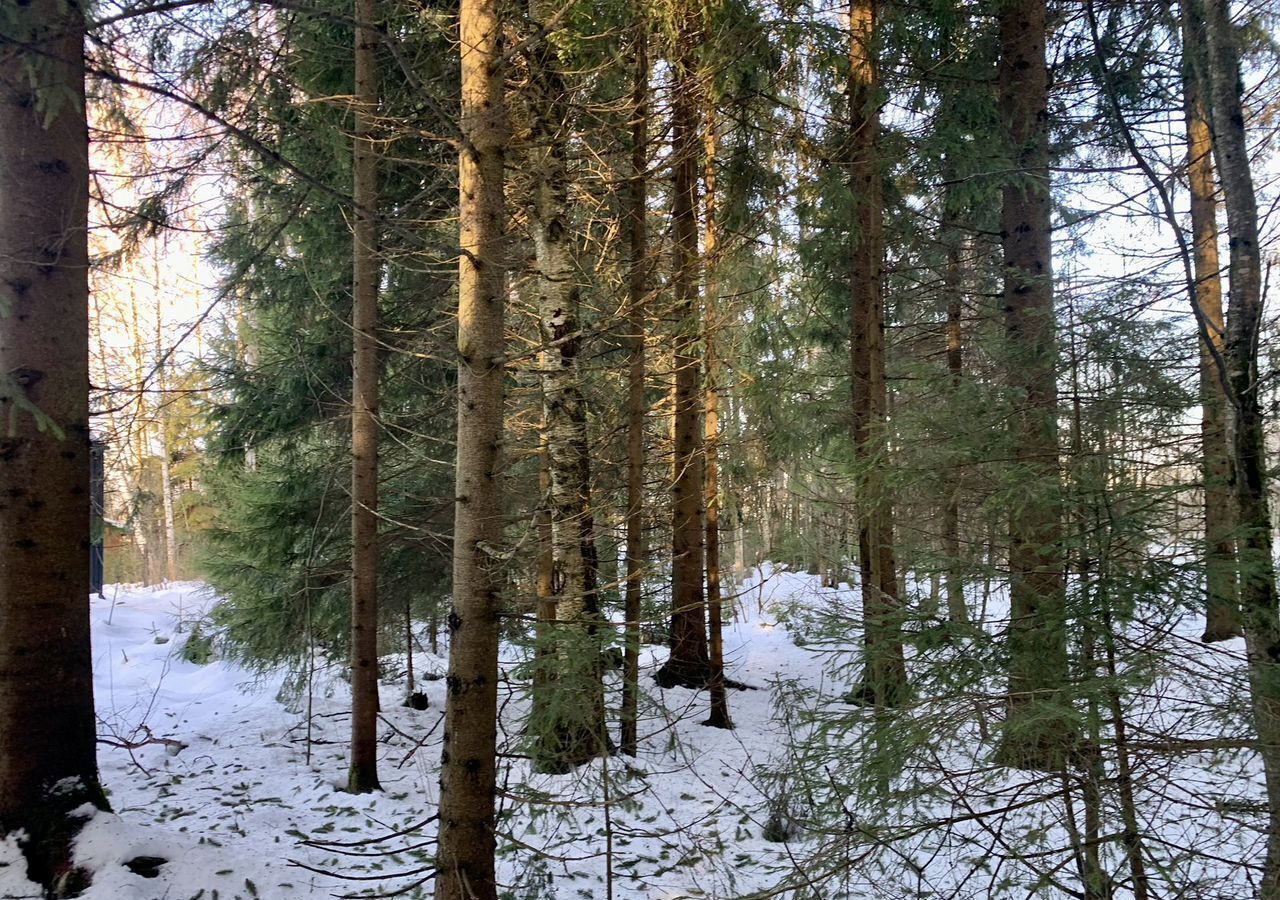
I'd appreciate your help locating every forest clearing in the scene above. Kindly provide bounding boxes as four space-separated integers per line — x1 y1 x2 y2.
3 0 1280 897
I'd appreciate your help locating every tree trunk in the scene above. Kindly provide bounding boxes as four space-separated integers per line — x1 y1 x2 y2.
1201 1 1280 893
0 2 109 893
348 0 382 795
405 595 415 694
154 247 180 584
620 26 649 757
158 397 180 583
703 99 732 730
846 0 908 709
941 197 968 625
525 1 607 769
993 0 1071 772
532 431 556 718
657 17 711 690
436 0 506 894
1181 0 1241 643
129 284 159 586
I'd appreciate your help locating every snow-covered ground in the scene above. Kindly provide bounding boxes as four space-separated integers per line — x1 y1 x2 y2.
0 568 1265 899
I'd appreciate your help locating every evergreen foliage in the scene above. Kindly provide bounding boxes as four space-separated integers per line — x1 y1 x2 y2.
9 0 1280 895
197 1 456 669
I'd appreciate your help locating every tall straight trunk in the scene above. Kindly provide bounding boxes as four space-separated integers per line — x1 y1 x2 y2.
702 100 732 730
1201 1 1280 893
847 0 907 708
405 596 415 693
348 0 382 795
436 0 506 894
1181 2 1240 643
526 0 606 771
733 495 746 581
129 284 160 585
941 198 968 625
159 419 179 582
154 249 180 584
657 17 711 690
994 0 1070 772
530 432 556 737
0 1 109 893
1066 313 1107 900
620 26 649 757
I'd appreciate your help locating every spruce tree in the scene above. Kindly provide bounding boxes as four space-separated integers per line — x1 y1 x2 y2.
0 1 109 893
620 21 650 757
200 1 455 673
659 3 712 690
1180 0 1240 644
348 0 382 794
1201 0 1280 891
845 0 909 709
993 0 1072 772
435 0 506 895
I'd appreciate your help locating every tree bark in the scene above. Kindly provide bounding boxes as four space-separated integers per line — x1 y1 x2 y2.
846 0 908 708
531 431 556 728
526 0 607 769
620 26 649 756
1201 1 1280 893
348 0 382 795
941 196 968 626
657 16 711 690
703 99 732 730
435 0 506 894
153 278 181 585
1180 0 1241 643
158 388 180 583
993 0 1071 772
0 2 110 893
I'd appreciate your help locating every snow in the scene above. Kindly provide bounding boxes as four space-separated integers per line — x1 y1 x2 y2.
0 568 1265 898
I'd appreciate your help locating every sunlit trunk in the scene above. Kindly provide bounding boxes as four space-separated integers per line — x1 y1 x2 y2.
435 0 506 894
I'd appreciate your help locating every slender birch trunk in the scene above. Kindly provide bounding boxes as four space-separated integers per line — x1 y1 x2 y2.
525 0 607 768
